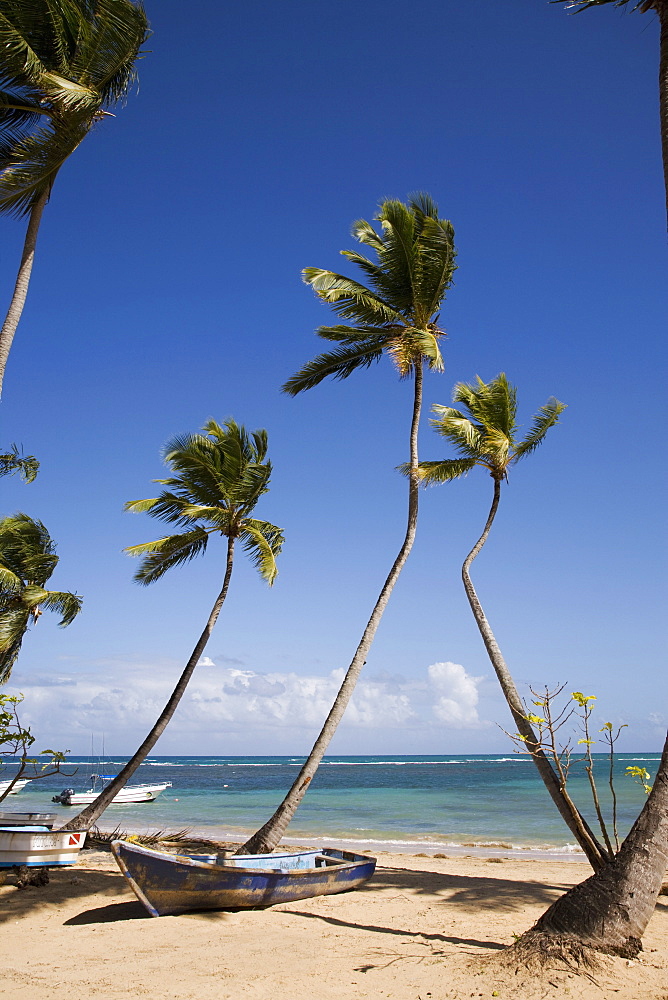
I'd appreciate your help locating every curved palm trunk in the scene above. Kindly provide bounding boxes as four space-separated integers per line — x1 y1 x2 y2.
462 478 609 870
0 189 49 398
59 537 236 832
237 364 425 855
658 0 668 224
514 729 668 960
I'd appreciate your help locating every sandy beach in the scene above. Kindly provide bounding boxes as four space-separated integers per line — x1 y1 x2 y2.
1 847 666 1000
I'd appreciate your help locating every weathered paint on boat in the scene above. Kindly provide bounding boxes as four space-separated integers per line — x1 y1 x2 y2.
111 840 376 917
0 812 57 828
0 826 86 867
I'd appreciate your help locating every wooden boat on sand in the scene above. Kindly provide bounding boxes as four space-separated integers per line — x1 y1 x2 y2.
111 841 376 917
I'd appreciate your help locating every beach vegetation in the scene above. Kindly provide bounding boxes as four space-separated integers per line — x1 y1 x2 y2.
238 194 456 855
61 418 283 832
0 691 72 803
0 0 149 396
0 512 83 683
508 684 634 857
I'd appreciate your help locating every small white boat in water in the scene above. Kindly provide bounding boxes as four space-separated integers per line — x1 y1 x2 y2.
0 826 86 867
0 778 29 796
52 774 172 806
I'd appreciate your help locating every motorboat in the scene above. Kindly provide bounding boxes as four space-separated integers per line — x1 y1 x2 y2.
53 775 172 806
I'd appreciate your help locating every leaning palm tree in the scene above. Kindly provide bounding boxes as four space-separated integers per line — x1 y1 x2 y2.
417 375 613 866
421 375 668 959
554 1 668 223
0 512 82 683
238 194 456 854
0 0 148 395
61 418 283 832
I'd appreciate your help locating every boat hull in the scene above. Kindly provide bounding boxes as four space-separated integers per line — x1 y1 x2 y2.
0 812 57 828
0 827 86 867
111 841 376 917
0 779 29 796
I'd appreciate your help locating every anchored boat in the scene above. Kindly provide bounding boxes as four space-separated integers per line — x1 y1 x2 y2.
0 779 29 796
53 775 172 806
111 841 376 917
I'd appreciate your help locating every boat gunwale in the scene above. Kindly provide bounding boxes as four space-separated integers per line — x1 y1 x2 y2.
111 839 376 877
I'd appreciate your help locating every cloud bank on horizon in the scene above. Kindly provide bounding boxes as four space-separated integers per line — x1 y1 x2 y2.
6 657 488 754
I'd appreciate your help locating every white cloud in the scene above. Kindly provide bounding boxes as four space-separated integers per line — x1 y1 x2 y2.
6 657 487 751
428 661 483 728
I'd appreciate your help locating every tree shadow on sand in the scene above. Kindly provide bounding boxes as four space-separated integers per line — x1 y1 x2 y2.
0 857 127 923
287 907 506 953
359 864 569 911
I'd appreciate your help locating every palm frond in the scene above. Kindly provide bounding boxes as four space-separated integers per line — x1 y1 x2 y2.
239 520 284 585
0 114 89 215
430 410 486 458
513 399 567 461
303 268 406 326
0 606 29 682
374 200 417 313
67 0 148 104
126 527 210 585
416 458 478 484
552 1 653 12
33 588 82 626
0 444 39 482
282 340 387 395
0 12 49 89
414 215 457 322
0 566 22 594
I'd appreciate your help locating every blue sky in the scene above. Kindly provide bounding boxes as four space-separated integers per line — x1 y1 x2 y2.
1 0 665 755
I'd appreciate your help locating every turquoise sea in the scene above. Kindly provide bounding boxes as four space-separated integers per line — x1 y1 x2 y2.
7 753 660 859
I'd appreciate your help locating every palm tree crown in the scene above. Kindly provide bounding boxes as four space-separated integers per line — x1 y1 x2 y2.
0 445 38 482
0 0 149 216
283 193 456 394
125 418 284 585
418 374 567 486
0 513 82 683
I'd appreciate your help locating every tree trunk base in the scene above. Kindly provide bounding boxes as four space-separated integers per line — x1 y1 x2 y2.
502 929 605 971
504 924 641 971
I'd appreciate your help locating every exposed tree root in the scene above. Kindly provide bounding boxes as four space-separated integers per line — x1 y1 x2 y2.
13 865 49 889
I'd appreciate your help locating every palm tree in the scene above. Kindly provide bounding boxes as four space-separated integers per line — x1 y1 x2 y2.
238 194 456 855
0 445 38 482
0 513 82 683
554 1 668 222
513 731 668 960
422 374 668 958
0 0 148 396
60 418 283 832
416 375 614 866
